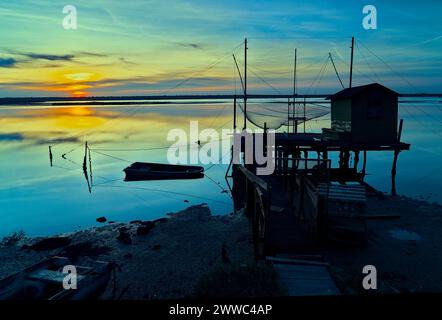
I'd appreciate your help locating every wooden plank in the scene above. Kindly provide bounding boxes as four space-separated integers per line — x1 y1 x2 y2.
266 256 329 266
272 262 341 296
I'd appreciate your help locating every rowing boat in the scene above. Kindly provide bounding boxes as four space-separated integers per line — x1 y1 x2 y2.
123 162 204 181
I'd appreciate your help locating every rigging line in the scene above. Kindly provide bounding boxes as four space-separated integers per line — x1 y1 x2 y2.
204 173 229 194
313 61 329 95
90 150 133 163
215 118 233 130
90 138 230 152
233 54 245 94
204 148 232 172
355 41 381 83
95 184 231 205
407 104 442 125
247 66 283 94
358 40 417 90
333 52 378 84
328 53 345 89
159 41 244 95
305 55 329 94
208 103 229 129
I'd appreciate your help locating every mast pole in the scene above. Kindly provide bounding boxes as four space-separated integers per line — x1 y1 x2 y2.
294 48 297 133
349 36 354 88
243 38 247 130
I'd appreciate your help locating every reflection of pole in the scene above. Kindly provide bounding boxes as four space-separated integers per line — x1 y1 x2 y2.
88 145 93 187
83 141 91 194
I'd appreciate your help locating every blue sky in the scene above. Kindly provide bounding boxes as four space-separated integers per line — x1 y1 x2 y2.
0 0 441 97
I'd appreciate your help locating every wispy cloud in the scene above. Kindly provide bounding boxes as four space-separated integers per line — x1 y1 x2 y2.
0 57 17 68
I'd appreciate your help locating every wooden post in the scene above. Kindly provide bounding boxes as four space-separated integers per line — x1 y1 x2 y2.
349 36 354 88
243 38 247 130
303 97 306 133
48 146 53 167
361 150 367 180
263 122 267 157
233 95 237 130
391 119 404 196
293 48 297 134
354 150 360 170
391 149 399 196
397 119 404 142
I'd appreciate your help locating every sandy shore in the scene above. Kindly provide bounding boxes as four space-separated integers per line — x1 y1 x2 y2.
0 204 255 299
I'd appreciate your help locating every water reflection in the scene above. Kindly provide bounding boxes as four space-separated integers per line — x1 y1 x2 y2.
0 99 440 237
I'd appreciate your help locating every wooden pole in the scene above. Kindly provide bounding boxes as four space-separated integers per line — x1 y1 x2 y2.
391 119 404 196
48 146 53 167
397 119 404 142
243 38 248 130
293 48 297 134
233 95 237 130
391 150 399 196
263 122 267 157
361 150 367 181
303 97 306 133
349 36 354 88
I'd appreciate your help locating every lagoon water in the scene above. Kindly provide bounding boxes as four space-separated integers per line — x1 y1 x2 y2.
0 98 441 237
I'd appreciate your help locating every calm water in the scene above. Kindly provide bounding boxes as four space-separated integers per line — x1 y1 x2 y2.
0 98 441 237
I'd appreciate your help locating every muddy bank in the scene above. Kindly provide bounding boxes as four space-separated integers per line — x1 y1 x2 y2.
321 194 442 293
0 204 255 299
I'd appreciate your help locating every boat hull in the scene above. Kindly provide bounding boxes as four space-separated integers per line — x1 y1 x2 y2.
123 162 204 181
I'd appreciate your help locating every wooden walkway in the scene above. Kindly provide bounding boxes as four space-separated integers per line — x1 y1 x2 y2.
267 256 341 296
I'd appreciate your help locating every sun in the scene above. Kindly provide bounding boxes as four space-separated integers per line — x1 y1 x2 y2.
71 91 88 98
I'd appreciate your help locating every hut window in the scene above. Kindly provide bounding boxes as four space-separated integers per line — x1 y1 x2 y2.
367 99 384 119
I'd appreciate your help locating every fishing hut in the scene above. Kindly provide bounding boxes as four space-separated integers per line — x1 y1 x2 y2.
229 38 410 259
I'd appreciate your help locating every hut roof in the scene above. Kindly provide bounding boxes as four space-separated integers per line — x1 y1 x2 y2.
326 83 399 100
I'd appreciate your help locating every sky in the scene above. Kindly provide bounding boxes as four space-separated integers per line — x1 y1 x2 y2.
0 0 441 97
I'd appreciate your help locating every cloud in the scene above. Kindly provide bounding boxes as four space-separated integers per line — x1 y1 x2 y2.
22 52 75 62
0 57 17 68
175 42 203 50
0 133 24 141
34 137 81 145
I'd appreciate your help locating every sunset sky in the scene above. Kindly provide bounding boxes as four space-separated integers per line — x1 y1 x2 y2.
0 0 441 97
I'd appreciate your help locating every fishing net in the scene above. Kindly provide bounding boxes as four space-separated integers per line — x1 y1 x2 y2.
237 101 330 130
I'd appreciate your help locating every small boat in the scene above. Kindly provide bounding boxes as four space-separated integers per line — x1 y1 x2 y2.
0 256 113 300
123 162 204 181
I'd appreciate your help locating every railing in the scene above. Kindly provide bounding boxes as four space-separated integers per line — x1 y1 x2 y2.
232 164 271 257
275 157 331 176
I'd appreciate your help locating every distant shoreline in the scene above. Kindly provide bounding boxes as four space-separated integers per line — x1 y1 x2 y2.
1 93 441 106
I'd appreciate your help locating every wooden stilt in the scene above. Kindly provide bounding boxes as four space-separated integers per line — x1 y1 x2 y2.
361 150 367 181
354 150 360 170
48 146 53 167
391 149 399 196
